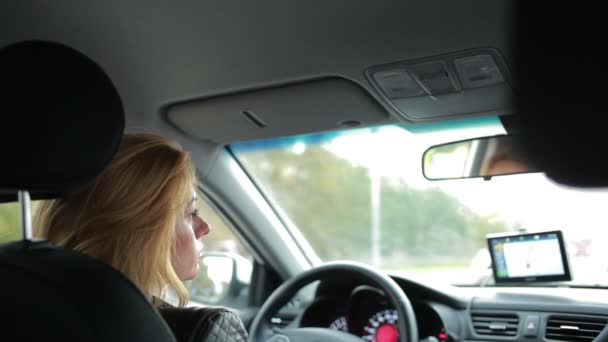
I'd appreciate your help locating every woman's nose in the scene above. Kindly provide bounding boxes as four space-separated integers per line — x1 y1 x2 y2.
194 216 211 239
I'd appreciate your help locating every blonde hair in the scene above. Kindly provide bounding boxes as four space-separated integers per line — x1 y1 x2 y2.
34 132 195 306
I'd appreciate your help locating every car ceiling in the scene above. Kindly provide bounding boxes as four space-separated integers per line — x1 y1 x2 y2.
1 0 511 141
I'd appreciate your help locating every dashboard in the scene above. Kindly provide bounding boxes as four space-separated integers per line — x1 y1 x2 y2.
277 275 608 342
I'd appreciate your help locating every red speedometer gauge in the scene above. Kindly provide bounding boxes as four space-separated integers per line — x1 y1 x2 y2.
362 309 399 342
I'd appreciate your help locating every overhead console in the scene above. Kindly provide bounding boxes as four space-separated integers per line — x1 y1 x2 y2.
366 48 513 121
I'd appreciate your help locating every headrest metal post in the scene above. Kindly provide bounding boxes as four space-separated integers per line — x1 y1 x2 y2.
18 190 32 240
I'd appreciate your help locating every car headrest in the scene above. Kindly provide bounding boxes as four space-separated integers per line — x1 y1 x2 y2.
513 2 606 187
0 41 124 201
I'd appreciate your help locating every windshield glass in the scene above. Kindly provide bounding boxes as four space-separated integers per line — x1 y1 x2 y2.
230 117 608 287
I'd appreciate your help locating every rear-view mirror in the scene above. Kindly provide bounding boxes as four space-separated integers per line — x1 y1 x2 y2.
423 135 540 180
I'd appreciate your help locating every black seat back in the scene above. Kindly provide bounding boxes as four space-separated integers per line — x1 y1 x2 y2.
0 41 176 342
0 241 176 341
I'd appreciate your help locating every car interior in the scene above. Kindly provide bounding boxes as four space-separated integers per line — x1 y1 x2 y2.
1 1 607 342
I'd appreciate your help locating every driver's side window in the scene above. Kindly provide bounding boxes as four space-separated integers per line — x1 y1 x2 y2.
1 198 254 309
185 196 253 309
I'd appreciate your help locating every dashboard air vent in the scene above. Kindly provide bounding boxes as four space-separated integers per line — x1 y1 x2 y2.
545 315 607 342
472 312 519 336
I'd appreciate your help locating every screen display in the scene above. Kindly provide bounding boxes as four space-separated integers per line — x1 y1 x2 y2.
488 231 571 283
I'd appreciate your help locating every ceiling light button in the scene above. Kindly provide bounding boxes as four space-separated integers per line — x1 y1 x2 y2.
408 61 457 95
454 54 504 88
373 69 426 99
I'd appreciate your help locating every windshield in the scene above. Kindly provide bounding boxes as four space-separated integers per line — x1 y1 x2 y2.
231 117 608 287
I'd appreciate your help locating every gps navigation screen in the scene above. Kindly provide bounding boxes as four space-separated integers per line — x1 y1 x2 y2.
488 231 571 283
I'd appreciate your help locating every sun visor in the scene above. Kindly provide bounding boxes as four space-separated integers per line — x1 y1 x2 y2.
366 48 513 121
165 77 391 144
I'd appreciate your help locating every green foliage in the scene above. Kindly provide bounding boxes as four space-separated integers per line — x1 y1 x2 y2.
239 145 510 268
0 203 21 242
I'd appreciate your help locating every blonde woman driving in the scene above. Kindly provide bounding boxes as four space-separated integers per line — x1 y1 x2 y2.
35 132 210 307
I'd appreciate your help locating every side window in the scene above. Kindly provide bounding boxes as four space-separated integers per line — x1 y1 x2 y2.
0 201 42 243
0 202 22 243
186 197 253 308
2 199 253 308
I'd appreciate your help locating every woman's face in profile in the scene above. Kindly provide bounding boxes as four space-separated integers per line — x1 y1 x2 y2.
172 189 211 281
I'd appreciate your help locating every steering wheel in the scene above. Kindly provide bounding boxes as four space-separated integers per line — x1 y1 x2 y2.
249 261 419 342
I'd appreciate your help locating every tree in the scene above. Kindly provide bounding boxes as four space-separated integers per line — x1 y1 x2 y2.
0 203 21 242
238 143 511 268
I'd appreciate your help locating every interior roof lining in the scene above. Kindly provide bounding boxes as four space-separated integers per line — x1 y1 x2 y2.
1 0 512 144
